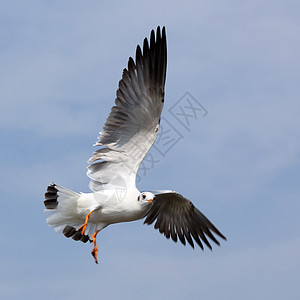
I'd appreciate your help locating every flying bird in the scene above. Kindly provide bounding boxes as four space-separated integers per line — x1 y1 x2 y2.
44 26 226 264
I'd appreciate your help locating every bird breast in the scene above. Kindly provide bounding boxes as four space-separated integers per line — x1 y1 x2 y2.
87 188 147 224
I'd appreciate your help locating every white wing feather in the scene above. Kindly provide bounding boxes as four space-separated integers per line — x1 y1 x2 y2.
87 27 167 191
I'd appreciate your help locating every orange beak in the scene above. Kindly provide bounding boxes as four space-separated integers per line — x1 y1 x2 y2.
147 198 154 203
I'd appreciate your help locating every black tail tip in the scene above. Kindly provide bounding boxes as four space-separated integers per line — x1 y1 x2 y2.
63 225 91 243
44 183 58 209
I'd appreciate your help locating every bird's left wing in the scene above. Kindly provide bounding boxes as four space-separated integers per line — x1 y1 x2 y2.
87 26 167 191
144 192 226 249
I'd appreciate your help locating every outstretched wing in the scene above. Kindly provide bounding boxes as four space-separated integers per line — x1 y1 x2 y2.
87 26 167 191
144 192 226 249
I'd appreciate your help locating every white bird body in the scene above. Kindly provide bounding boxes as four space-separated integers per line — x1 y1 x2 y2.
87 188 150 224
44 26 226 264
46 185 152 238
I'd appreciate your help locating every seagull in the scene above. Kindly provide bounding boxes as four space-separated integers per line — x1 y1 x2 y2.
44 26 226 264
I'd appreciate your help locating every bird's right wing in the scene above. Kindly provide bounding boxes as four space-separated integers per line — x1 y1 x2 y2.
87 26 167 192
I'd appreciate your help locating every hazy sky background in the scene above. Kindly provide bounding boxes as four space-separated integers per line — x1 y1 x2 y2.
1 1 299 299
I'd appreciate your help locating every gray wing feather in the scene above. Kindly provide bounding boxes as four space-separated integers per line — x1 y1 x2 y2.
144 192 226 249
87 27 167 191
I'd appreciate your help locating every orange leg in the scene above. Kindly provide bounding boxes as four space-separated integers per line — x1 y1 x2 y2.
78 210 94 235
91 230 101 264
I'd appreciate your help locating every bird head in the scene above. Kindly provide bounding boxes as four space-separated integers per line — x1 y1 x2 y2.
138 192 155 205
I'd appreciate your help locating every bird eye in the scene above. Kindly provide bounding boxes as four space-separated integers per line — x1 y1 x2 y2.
142 194 146 199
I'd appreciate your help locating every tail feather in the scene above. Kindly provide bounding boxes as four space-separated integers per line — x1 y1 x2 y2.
44 183 91 243
63 225 90 243
44 184 59 209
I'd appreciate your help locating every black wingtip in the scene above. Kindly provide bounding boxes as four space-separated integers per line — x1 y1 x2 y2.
156 26 161 41
209 225 227 241
144 192 227 251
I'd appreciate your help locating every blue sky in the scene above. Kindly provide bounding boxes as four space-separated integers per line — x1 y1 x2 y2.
1 1 300 299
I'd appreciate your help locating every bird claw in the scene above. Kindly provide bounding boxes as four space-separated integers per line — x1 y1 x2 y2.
91 248 98 264
91 229 100 264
